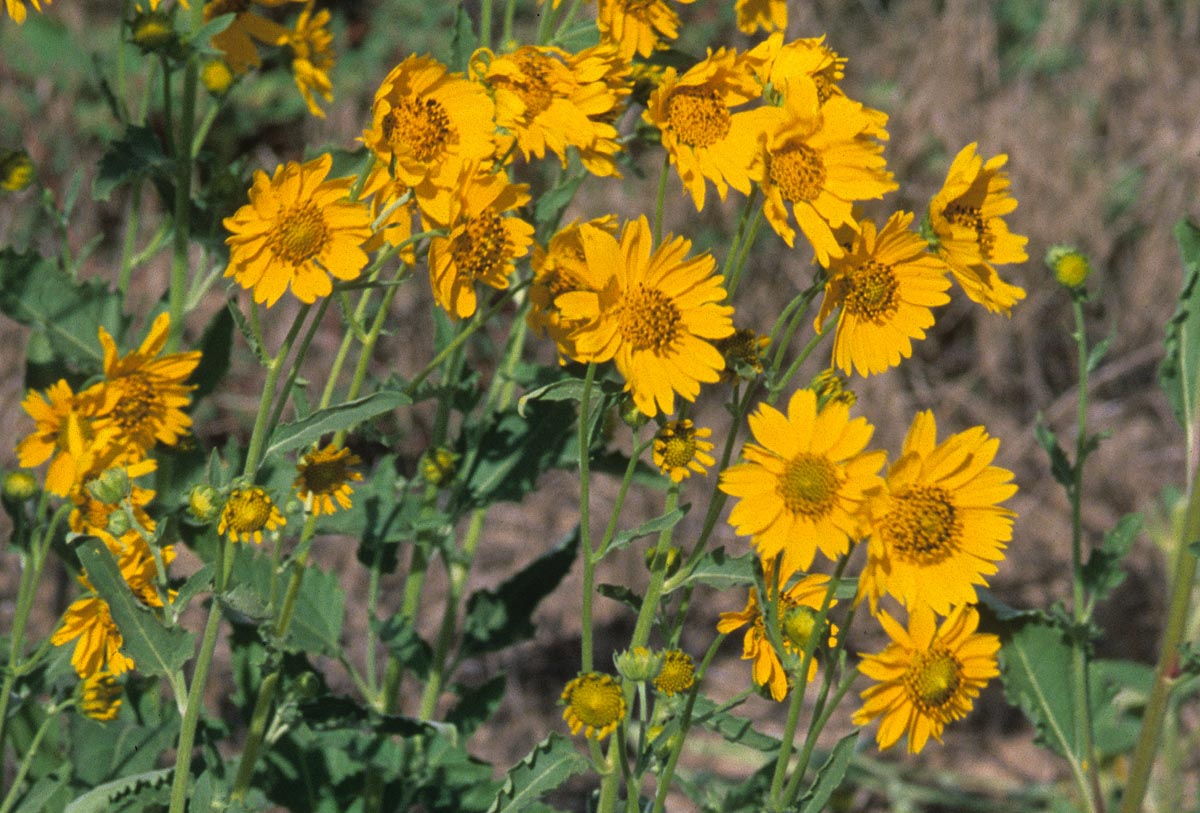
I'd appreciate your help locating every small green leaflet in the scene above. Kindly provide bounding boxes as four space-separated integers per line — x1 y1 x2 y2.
487 733 590 813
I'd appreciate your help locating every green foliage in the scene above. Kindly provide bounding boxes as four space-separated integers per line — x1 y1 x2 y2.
460 400 577 509
604 504 689 554
666 547 756 594
797 731 858 813
93 125 172 202
371 615 433 679
1081 513 1143 603
1159 218 1200 431
487 733 591 813
684 696 781 752
190 304 234 400
1033 417 1074 489
63 768 173 813
264 390 412 461
460 526 579 658
75 538 195 678
447 674 507 737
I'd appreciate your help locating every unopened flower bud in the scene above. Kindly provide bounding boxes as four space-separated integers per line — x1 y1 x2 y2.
421 447 459 487
106 509 133 538
130 9 177 52
615 646 662 683
2 470 38 502
618 394 647 429
201 60 233 96
188 484 220 523
1046 245 1092 289
87 468 130 505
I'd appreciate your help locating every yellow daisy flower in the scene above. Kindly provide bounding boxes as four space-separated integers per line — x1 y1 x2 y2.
528 216 617 360
206 0 305 74
3 0 48 24
751 76 896 266
927 142 1028 314
471 44 628 178
294 444 363 516
81 313 201 457
0 149 35 192
853 604 999 754
218 486 285 544
653 649 696 696
16 380 105 497
223 153 372 306
720 388 885 578
735 0 785 35
80 670 123 722
596 0 695 61
69 463 158 554
361 55 497 195
857 410 1017 616
281 0 334 118
652 419 715 483
556 216 735 417
561 672 626 740
644 48 775 211
51 594 135 678
814 211 952 378
358 159 416 261
716 572 838 701
424 166 534 319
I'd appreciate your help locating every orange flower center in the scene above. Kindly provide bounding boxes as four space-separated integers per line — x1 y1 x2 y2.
845 260 899 321
666 87 731 148
385 96 454 164
224 488 273 533
565 674 624 728
777 453 840 518
617 284 681 353
107 373 158 434
882 485 960 565
905 647 962 711
769 143 826 203
270 202 329 265
495 51 555 118
299 452 351 495
450 208 509 281
660 433 697 468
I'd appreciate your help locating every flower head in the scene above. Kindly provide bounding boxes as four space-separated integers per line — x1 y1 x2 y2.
528 217 617 360
853 604 999 753
223 153 372 306
556 216 734 417
0 149 35 192
716 572 837 701
51 595 135 678
720 388 885 578
80 670 124 722
294 444 363 516
814 211 952 377
654 650 695 696
927 143 1027 313
282 0 335 117
1046 245 1091 290
715 327 770 379
562 672 626 740
596 0 695 61
857 410 1017 615
652 420 715 483
218 486 285 544
16 380 105 497
206 0 304 74
735 0 786 34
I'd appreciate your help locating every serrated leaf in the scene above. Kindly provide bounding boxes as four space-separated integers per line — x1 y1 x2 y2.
264 390 411 461
93 125 172 201
13 771 70 813
63 768 173 813
517 377 588 417
1034 418 1074 488
597 583 642 611
447 674 506 736
1091 659 1153 758
298 694 442 737
487 733 590 813
461 526 579 658
1081 513 1142 603
605 505 689 555
227 299 267 366
285 562 346 656
169 563 214 619
797 731 857 813
1159 218 1200 431
666 547 755 594
191 305 233 399
75 539 195 678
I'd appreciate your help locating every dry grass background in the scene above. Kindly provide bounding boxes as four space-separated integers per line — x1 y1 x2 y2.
2 0 1200 809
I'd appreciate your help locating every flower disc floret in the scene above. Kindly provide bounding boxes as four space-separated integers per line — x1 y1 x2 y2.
652 420 715 482
219 486 285 544
562 672 626 740
294 444 363 516
654 650 695 696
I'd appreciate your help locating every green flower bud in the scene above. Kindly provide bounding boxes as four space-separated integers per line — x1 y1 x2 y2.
614 646 663 683
2 470 38 502
1046 245 1092 289
87 468 130 505
618 393 648 429
130 9 177 53
188 484 220 523
201 60 233 96
106 509 133 539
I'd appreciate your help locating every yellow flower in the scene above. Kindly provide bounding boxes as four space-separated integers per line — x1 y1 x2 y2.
810 367 855 408
207 0 304 75
421 447 459 487
853 604 999 753
562 672 626 740
424 166 533 319
16 380 105 497
814 211 952 378
751 76 896 266
720 388 885 578
51 595 135 678
361 55 496 195
218 486 285 543
223 153 372 306
3 0 48 24
1048 246 1091 289
716 572 837 701
927 142 1028 314
81 313 202 457
652 420 714 483
115 538 176 609
80 671 124 722
644 48 773 211
735 0 785 34
596 0 695 61
294 444 363 516
653 650 695 696
556 217 735 417
472 44 628 178
0 149 35 192
358 159 416 261
528 216 617 360
281 0 334 117
857 410 1017 616
201 59 235 95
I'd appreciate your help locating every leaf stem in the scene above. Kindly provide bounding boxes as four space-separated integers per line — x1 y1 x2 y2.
578 362 598 672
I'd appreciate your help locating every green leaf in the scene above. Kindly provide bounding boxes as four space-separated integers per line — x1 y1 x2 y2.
299 694 443 738
448 2 478 72
666 547 755 594
1159 218 1200 431
1034 417 1074 489
183 11 235 46
1087 330 1114 375
533 169 586 235
447 674 507 736
797 731 858 813
461 400 576 509
687 696 780 752
190 304 234 399
0 249 124 368
93 125 172 201
13 771 70 813
370 614 432 679
517 377 589 417
75 538 195 678
998 614 1080 759
1091 659 1153 758
604 505 689 555
63 768 173 813
1081 513 1142 603
597 583 642 611
461 526 579 658
264 390 411 460
285 561 347 657
487 733 590 813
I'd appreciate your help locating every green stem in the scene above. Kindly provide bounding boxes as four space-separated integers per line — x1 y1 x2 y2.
0 703 65 813
720 189 761 295
653 154 670 247
501 0 518 47
628 486 679 652
479 0 494 52
167 0 204 352
116 0 130 123
769 312 837 403
266 298 331 432
578 362 598 672
535 0 557 44
242 304 313 479
117 181 142 295
552 0 584 40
